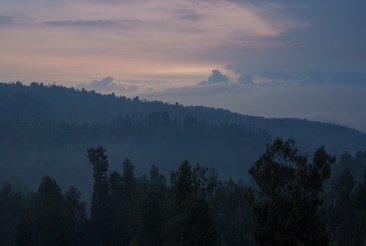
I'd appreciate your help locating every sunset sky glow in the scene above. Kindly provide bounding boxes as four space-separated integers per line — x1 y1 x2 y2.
1 0 366 131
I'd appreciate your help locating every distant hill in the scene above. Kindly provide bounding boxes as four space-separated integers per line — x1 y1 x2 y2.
1 81 365 197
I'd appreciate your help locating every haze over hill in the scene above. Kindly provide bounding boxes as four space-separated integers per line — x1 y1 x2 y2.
0 81 365 199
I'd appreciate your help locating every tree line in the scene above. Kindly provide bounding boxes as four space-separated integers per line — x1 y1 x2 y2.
1 138 366 245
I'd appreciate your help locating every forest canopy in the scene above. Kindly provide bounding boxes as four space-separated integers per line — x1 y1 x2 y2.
1 138 366 245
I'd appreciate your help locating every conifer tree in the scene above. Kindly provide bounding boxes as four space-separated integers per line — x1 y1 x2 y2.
34 176 71 246
164 161 217 246
87 146 111 246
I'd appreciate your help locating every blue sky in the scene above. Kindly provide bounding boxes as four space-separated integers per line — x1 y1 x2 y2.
1 0 365 131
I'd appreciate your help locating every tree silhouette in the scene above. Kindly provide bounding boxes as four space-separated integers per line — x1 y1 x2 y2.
87 146 111 246
353 170 366 245
164 161 217 246
328 166 359 245
64 186 87 245
248 138 335 246
14 209 34 246
34 176 71 246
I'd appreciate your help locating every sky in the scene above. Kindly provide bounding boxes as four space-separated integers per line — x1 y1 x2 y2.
1 0 366 132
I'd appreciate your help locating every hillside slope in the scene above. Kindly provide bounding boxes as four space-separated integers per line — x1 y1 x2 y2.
0 81 365 195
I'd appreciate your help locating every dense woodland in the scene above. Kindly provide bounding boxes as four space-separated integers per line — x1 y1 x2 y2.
1 81 366 245
1 139 366 245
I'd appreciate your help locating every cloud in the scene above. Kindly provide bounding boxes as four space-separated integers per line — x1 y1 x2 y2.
181 14 201 21
89 76 114 91
287 69 327 85
223 0 366 88
76 76 141 94
45 20 119 27
267 69 366 87
238 73 253 85
199 70 230 85
229 66 366 87
0 15 14 25
75 76 163 95
173 8 201 21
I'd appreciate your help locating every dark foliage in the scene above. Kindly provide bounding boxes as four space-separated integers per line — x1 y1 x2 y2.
248 138 335 246
87 146 112 246
0 142 366 245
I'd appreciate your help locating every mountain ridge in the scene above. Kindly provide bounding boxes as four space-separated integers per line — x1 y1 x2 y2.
1 81 364 153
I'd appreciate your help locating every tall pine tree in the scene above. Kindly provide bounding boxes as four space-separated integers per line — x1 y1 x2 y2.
87 146 111 246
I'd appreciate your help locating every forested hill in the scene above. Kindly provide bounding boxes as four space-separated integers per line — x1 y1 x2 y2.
0 81 365 194
1 81 365 152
